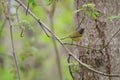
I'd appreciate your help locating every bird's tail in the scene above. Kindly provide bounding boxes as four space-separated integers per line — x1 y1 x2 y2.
60 35 70 40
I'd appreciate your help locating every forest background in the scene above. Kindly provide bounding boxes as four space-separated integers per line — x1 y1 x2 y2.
0 0 120 80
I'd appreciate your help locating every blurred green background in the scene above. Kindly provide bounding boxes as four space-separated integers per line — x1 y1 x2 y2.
0 0 74 80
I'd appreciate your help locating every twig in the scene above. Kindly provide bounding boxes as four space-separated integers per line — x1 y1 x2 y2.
64 42 105 55
26 1 30 15
75 16 85 30
64 43 99 50
101 27 120 50
1 1 21 80
67 55 74 80
15 0 120 77
16 5 24 37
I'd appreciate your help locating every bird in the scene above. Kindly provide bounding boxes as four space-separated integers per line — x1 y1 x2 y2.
61 28 85 41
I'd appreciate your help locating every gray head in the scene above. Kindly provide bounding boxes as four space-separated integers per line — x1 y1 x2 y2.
78 28 84 34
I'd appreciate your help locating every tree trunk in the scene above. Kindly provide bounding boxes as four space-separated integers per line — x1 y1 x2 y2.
73 0 120 80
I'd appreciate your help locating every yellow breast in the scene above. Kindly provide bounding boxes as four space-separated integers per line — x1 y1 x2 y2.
69 31 83 41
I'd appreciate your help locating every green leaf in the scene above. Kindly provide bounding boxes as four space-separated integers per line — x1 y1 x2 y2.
88 10 101 19
45 0 58 5
20 27 25 37
94 11 101 17
75 9 84 13
45 0 53 5
67 62 78 66
67 63 74 66
13 20 29 27
20 65 25 72
28 0 37 7
29 0 35 3
108 15 120 21
75 3 95 13
82 3 95 9
73 66 79 73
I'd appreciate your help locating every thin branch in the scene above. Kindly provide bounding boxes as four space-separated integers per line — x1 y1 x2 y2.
75 15 85 30
15 0 120 77
67 55 74 80
1 1 21 80
64 42 105 55
16 5 24 37
26 1 30 15
101 27 120 50
63 43 99 51
38 22 50 38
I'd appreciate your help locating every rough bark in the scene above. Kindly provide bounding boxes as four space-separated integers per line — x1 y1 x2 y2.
73 0 120 80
